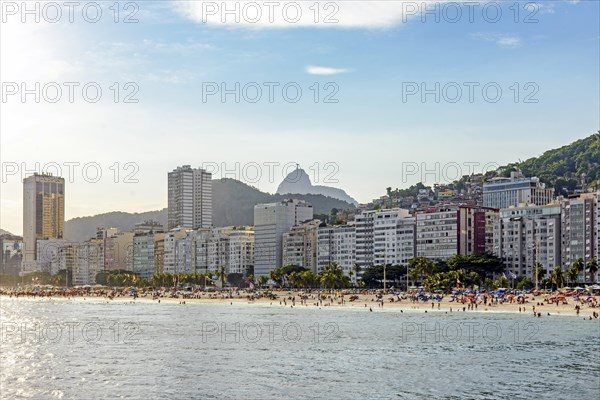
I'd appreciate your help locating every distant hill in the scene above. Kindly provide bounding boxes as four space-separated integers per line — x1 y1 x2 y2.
276 168 358 205
64 209 168 242
495 132 600 195
63 178 355 241
213 178 355 225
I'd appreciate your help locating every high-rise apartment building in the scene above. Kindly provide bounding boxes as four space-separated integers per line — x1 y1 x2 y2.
163 228 192 275
167 165 212 230
355 209 376 267
22 173 65 272
493 203 561 280
317 223 355 275
282 220 321 272
416 206 460 260
253 199 313 277
132 221 164 278
373 208 415 267
191 226 254 275
560 193 597 275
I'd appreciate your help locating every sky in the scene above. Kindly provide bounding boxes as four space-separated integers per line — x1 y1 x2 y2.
1 0 599 235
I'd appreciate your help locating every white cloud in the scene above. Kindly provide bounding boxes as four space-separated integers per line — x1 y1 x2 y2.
472 33 522 48
496 36 522 48
172 0 457 29
306 66 349 75
533 2 555 14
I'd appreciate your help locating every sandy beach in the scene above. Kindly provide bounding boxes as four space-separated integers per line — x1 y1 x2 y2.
3 290 598 318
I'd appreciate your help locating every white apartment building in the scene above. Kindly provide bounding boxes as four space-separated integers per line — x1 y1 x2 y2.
483 172 554 209
254 200 313 277
373 209 415 267
219 227 254 275
54 244 78 284
72 238 104 286
282 220 320 272
163 228 192 275
493 203 561 280
317 223 355 275
168 165 212 230
193 227 254 275
42 237 105 285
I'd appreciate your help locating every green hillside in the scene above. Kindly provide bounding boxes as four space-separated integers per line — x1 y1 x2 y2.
497 132 600 194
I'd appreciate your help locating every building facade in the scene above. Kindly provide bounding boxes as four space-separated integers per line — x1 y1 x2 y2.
104 231 134 271
493 203 561 280
416 206 459 260
483 172 554 209
283 220 320 272
355 209 376 267
0 234 22 275
560 193 597 276
132 221 165 278
254 199 313 277
167 165 212 230
373 209 415 267
22 173 65 273
317 223 355 275
163 228 191 275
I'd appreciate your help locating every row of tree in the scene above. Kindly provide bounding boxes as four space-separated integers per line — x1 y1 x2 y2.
95 268 246 288
0 270 71 287
3 256 597 292
267 264 351 289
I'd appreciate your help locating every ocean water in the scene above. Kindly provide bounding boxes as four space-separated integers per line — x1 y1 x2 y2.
1 297 599 399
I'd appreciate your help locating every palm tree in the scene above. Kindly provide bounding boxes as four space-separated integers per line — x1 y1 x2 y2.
533 262 546 289
270 269 282 287
573 258 585 283
191 272 203 286
408 257 434 284
288 271 301 288
468 271 481 289
320 264 348 290
587 259 598 283
550 265 565 290
567 264 579 287
257 275 268 288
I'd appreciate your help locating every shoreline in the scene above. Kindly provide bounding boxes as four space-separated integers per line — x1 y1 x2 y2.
1 293 596 319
